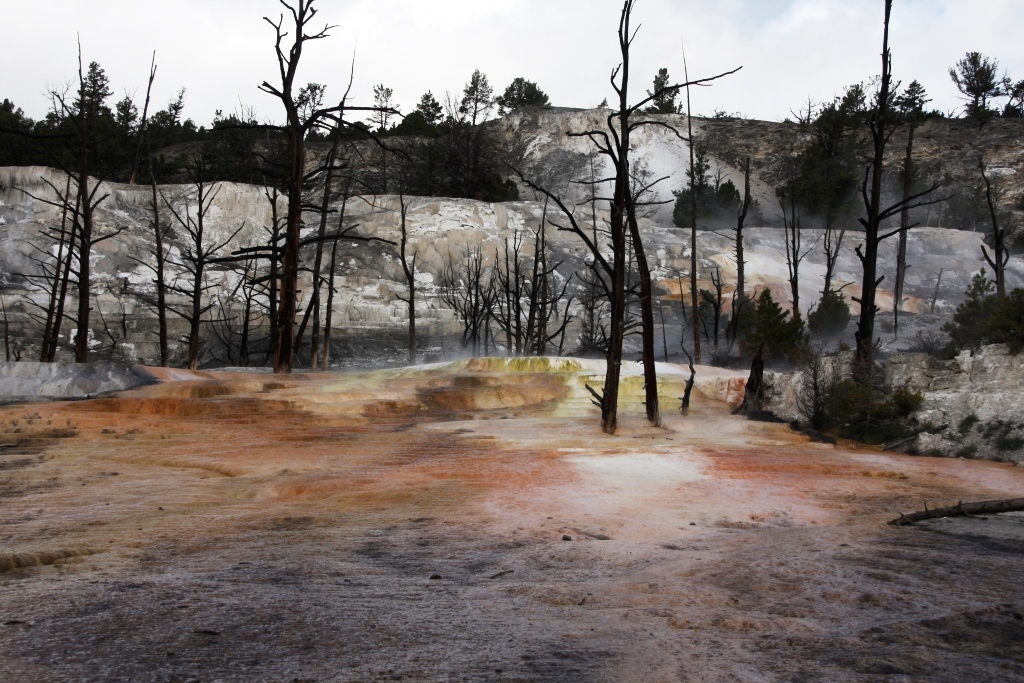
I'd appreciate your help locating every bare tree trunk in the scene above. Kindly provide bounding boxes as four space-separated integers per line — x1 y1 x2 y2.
46 190 80 363
321 177 352 370
274 127 304 373
40 174 73 361
821 208 845 299
735 156 751 301
780 173 803 315
266 187 281 362
893 117 917 336
658 298 669 362
2 295 11 362
683 56 702 364
930 269 943 314
890 498 1024 526
145 88 169 366
628 210 661 426
74 168 94 363
854 0 895 370
680 350 696 416
980 161 1009 298
309 141 339 370
398 193 417 365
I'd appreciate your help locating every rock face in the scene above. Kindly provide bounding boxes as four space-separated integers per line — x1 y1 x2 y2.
0 109 1022 368
761 344 1024 464
889 345 1024 463
0 361 157 403
505 108 1024 228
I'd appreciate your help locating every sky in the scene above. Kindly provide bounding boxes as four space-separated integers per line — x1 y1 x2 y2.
4 0 1023 126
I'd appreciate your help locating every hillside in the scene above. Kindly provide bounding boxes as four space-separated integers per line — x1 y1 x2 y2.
0 110 1022 368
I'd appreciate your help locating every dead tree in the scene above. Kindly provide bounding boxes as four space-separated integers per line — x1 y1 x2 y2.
24 49 117 363
679 348 697 416
494 229 529 355
258 0 394 373
1 294 13 361
699 267 725 351
778 164 816 318
518 0 738 433
161 158 245 370
682 62 703 367
69 52 114 363
854 0 942 369
889 498 1024 526
439 246 497 355
17 173 122 363
94 287 130 359
396 192 418 365
735 156 752 301
821 211 846 301
307 131 342 370
33 174 77 361
320 177 354 369
627 162 673 426
980 160 1011 298
732 343 766 416
141 57 171 367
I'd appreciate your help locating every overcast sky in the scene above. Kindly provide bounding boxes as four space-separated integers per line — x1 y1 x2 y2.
5 0 1023 126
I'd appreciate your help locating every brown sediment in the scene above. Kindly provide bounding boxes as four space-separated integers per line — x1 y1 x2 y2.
0 359 1021 681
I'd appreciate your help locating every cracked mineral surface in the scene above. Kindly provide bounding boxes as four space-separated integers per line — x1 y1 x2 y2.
0 358 1022 682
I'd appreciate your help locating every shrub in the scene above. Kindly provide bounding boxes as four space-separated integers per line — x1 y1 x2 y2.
958 413 980 435
797 344 841 430
943 271 1024 353
911 329 953 358
957 444 979 459
981 419 1024 452
808 290 851 337
827 378 924 444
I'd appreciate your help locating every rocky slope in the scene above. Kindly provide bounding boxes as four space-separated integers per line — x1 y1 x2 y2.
504 108 1024 229
0 110 1022 367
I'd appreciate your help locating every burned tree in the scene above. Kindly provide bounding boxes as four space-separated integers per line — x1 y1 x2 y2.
439 246 497 355
979 160 1012 298
854 0 941 369
257 0 393 373
893 81 929 335
161 157 245 370
492 202 573 358
519 0 739 433
20 51 120 363
396 192 418 365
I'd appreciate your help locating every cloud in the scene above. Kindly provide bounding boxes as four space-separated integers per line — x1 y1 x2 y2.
4 0 1023 125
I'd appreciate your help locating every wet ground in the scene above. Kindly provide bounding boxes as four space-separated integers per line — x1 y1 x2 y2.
0 358 1022 682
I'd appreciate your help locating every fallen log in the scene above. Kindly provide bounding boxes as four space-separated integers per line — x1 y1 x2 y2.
889 497 1024 526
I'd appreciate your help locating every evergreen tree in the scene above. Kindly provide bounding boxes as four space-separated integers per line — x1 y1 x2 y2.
496 77 550 115
744 288 807 363
416 91 443 126
0 99 37 165
645 67 679 114
459 70 494 126
392 91 442 136
949 52 1006 119
672 143 740 227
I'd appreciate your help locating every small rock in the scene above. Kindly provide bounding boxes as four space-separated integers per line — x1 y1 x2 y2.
562 535 572 541
689 522 696 526
429 573 442 580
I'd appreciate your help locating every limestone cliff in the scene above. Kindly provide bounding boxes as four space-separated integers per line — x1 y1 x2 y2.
0 109 1022 368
